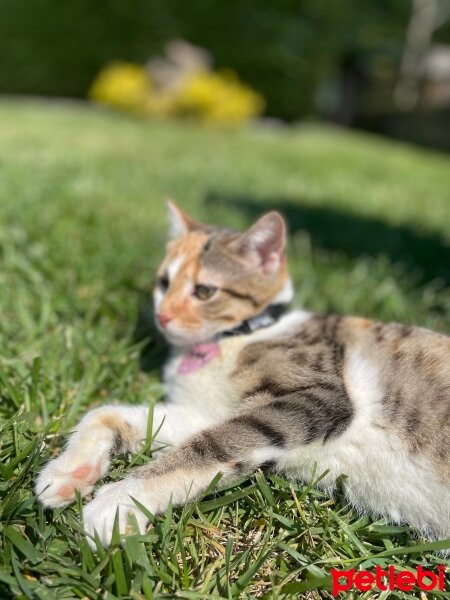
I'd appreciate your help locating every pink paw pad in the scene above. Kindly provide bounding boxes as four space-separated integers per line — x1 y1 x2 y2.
58 484 75 498
72 465 91 479
71 463 101 484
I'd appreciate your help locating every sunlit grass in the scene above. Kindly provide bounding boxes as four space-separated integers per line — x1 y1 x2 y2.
0 99 449 598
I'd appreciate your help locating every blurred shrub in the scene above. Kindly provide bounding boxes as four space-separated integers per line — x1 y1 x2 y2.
89 50 264 125
1 0 448 120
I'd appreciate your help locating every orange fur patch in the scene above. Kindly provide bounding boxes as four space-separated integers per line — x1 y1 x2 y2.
158 232 209 328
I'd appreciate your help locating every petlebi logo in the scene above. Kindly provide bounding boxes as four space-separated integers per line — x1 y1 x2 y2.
330 565 447 596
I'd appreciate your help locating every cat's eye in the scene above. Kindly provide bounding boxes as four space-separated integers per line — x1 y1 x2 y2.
156 274 169 292
194 284 217 301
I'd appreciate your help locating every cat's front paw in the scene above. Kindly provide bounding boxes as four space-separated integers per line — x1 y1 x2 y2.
82 479 149 548
36 453 109 508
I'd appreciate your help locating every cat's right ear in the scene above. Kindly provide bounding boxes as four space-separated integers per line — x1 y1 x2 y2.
232 211 286 274
166 200 199 239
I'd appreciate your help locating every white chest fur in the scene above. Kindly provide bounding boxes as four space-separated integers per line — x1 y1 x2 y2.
163 336 245 420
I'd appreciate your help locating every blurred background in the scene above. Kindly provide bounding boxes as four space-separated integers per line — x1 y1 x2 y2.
2 0 450 150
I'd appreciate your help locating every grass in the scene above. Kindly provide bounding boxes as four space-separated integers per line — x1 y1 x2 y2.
0 98 449 599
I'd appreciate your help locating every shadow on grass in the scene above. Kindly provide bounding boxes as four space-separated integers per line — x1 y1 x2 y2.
205 193 450 287
133 294 170 373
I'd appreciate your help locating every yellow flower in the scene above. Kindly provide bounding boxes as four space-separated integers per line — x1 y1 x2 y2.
89 62 151 113
174 70 264 124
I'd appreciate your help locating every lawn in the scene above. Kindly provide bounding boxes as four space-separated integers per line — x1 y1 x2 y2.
0 99 449 599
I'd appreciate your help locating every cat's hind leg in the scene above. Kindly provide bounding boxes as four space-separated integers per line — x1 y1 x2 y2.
36 405 149 507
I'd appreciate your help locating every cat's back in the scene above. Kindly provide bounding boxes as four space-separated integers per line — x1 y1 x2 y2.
235 310 450 420
233 311 450 474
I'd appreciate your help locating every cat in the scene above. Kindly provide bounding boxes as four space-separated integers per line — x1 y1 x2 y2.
36 202 450 549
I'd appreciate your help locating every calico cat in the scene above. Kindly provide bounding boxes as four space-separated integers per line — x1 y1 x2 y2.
36 202 450 548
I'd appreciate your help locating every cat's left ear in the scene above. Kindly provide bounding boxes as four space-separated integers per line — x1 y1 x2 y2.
233 212 286 274
166 200 199 239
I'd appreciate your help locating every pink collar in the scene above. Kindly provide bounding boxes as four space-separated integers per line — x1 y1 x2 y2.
178 342 221 375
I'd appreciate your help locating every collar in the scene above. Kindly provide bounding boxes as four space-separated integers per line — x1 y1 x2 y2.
177 302 290 376
216 302 289 340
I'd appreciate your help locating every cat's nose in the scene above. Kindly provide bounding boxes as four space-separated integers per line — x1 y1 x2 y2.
157 313 173 328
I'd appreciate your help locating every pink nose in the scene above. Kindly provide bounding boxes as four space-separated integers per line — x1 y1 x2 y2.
157 313 173 328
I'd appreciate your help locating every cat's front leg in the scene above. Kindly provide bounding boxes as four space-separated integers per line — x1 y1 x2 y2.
82 407 286 547
36 405 149 507
36 401 214 508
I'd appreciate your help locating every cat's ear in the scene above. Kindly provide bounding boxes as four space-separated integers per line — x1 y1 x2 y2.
166 200 199 239
233 212 286 274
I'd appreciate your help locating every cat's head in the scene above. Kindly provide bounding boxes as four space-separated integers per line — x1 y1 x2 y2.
153 202 293 346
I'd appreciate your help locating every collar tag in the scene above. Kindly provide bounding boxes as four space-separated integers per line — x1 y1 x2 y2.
178 342 220 375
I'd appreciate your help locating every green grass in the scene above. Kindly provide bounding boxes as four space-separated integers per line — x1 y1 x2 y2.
0 98 449 599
